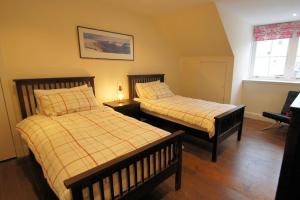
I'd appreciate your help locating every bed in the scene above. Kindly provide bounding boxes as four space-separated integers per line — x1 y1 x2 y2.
14 76 184 200
128 74 245 162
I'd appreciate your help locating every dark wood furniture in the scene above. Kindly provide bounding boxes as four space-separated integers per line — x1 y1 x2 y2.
103 99 140 119
276 93 300 200
14 76 184 200
128 74 245 162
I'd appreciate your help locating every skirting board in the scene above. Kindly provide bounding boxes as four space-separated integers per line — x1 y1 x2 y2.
245 111 273 123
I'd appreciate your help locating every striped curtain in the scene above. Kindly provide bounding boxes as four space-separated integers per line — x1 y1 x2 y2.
254 21 300 41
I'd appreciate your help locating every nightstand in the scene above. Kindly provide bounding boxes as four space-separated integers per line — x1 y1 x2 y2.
103 99 140 119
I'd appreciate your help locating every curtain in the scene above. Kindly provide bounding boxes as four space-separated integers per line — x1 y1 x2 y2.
254 21 300 41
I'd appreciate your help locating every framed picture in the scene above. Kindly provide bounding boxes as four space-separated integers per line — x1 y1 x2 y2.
77 26 134 60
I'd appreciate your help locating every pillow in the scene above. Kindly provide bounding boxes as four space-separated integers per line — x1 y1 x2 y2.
39 87 99 116
34 84 88 113
155 82 174 99
135 81 160 99
135 81 174 99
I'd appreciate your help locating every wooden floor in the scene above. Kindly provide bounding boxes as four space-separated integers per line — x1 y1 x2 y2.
0 118 286 200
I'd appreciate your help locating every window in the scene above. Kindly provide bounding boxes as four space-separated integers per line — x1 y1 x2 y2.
251 21 300 81
295 39 300 78
253 38 289 77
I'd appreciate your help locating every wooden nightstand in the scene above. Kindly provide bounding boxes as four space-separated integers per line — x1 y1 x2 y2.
103 99 140 119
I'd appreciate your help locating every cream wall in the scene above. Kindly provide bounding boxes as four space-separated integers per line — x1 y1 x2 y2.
154 3 234 103
0 79 16 160
216 4 253 105
0 0 179 156
179 56 233 103
243 81 300 121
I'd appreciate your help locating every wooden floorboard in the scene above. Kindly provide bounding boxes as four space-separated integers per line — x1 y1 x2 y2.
0 118 286 200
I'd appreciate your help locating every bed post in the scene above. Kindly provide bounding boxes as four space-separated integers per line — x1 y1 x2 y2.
212 138 219 162
71 186 83 200
175 138 183 190
237 107 245 141
212 120 221 162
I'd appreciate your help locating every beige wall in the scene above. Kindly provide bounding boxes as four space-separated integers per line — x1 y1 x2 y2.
243 80 300 121
0 0 179 156
154 3 233 102
0 80 16 160
217 4 253 105
179 56 233 103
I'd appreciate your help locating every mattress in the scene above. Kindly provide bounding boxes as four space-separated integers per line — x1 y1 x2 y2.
135 96 236 138
16 106 170 200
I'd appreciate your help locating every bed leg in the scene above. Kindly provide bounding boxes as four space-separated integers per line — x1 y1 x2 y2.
175 168 182 190
71 186 84 200
175 140 182 191
238 107 245 142
237 116 244 141
237 128 242 141
212 139 218 162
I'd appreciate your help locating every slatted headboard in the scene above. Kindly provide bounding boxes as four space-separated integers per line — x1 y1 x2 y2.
14 76 95 119
127 74 164 100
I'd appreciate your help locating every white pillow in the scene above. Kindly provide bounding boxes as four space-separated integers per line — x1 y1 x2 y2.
135 81 174 99
39 87 99 116
135 81 160 99
155 82 174 99
34 84 88 114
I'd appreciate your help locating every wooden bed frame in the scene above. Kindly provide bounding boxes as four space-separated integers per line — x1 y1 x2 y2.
128 74 245 162
14 76 184 200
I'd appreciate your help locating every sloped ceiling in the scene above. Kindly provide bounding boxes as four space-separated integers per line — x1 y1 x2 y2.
216 0 300 25
103 0 212 17
103 0 232 56
105 0 300 25
155 2 233 56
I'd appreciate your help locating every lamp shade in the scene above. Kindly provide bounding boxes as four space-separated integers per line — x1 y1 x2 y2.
117 85 124 101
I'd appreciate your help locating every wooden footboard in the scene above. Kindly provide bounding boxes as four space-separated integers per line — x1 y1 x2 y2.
212 105 245 162
64 130 184 200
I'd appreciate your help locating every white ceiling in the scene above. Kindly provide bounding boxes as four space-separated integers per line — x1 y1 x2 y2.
215 0 300 25
105 0 300 25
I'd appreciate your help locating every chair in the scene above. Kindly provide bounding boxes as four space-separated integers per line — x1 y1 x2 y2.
262 91 300 128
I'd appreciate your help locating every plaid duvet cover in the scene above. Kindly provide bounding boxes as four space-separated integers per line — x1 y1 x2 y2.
16 106 170 200
136 96 236 138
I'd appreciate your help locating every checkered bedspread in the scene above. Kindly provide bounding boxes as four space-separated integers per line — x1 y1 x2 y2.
16 106 170 200
135 96 236 138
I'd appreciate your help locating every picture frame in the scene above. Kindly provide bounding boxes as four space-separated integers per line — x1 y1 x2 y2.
77 26 134 60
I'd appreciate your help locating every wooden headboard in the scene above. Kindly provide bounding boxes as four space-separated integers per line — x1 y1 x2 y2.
14 76 95 119
127 74 164 100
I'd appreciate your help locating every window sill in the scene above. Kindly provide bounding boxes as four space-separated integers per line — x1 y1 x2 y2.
243 79 300 86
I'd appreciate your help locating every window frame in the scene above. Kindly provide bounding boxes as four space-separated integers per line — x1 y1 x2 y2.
250 34 300 81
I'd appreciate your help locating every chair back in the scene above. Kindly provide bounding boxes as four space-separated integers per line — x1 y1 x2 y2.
281 91 300 115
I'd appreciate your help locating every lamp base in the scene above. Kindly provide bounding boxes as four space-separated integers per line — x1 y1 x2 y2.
117 99 124 106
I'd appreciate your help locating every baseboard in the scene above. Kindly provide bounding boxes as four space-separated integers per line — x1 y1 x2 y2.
245 111 273 122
